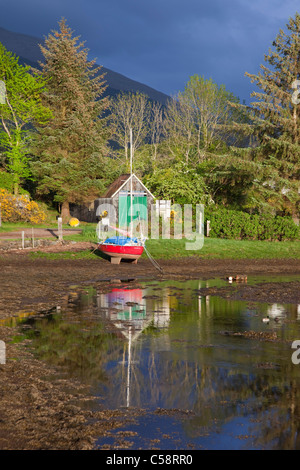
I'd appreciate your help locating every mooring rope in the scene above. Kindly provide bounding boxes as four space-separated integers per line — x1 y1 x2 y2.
144 245 164 274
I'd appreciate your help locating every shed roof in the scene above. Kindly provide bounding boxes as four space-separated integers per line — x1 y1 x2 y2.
102 174 130 198
101 173 155 199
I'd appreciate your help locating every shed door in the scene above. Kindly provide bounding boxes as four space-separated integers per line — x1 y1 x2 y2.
119 192 147 229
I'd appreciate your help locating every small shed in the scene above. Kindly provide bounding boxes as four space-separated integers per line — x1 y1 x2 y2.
95 173 155 229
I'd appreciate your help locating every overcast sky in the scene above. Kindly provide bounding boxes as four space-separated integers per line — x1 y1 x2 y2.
1 0 299 102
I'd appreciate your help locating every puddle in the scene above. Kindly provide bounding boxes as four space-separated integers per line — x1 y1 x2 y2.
14 275 300 449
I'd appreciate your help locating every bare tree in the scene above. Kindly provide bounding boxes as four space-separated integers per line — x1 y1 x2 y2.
110 92 150 163
149 101 164 164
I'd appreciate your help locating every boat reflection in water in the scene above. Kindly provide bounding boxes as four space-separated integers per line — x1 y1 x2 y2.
96 282 170 407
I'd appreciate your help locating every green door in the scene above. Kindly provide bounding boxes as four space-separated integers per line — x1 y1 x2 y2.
119 193 147 230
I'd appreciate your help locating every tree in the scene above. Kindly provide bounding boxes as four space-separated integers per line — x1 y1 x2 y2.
230 12 300 216
163 76 243 165
164 92 195 164
144 162 210 205
149 101 164 165
31 18 111 221
109 92 150 167
0 43 51 194
184 75 242 157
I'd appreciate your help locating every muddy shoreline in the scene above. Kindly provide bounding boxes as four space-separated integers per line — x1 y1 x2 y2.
0 242 299 449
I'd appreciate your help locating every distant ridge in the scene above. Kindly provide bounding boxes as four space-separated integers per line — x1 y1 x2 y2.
0 26 170 105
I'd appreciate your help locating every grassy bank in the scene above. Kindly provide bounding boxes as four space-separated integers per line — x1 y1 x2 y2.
1 222 299 260
36 233 300 261
143 237 300 259
75 225 300 259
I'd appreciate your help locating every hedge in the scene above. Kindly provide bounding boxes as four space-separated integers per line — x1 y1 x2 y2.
204 208 299 241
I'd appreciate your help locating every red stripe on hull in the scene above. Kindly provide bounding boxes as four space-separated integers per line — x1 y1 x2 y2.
98 243 144 259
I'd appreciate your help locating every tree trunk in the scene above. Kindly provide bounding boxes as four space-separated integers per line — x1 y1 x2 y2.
13 182 19 196
61 201 70 223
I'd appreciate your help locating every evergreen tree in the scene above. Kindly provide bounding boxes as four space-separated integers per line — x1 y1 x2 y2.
230 12 300 216
31 18 111 221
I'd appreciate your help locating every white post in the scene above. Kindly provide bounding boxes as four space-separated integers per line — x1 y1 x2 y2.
22 231 25 249
0 340 5 364
32 227 34 248
207 220 210 237
58 217 63 241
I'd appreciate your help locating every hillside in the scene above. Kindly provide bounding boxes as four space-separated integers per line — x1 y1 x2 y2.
0 26 169 105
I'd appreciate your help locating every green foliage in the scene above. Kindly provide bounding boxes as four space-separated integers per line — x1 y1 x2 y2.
0 42 51 195
162 75 246 167
205 207 299 241
196 151 299 216
0 170 14 192
183 75 243 150
144 162 212 205
1 15 299 223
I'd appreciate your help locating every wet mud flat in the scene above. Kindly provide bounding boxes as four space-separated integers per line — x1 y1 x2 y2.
0 242 299 319
0 242 299 449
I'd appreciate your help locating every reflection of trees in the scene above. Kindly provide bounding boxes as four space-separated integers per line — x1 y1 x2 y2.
110 337 300 449
21 311 121 385
247 375 300 449
103 281 300 449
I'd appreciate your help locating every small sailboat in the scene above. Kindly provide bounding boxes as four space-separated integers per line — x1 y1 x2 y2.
98 128 146 264
98 235 145 264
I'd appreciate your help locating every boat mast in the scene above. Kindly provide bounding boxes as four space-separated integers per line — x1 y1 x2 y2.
130 128 133 238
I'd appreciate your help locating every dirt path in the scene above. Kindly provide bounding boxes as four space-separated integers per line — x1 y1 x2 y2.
0 227 82 239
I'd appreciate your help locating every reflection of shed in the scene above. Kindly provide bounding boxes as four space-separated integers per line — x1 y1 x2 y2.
96 174 155 228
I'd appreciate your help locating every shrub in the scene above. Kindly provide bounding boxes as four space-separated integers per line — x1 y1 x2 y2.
0 171 14 193
0 188 46 224
204 207 299 241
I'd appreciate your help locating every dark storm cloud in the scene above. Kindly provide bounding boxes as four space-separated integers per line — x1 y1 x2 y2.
0 0 299 101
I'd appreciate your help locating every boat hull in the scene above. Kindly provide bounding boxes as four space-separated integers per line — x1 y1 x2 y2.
98 243 144 264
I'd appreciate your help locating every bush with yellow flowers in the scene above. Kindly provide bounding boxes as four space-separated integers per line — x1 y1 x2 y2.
0 188 46 224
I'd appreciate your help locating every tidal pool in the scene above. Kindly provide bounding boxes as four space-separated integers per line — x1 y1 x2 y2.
18 276 300 450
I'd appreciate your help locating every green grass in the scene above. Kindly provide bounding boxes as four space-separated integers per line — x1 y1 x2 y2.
143 237 300 259
29 234 300 261
44 223 300 260
2 221 300 260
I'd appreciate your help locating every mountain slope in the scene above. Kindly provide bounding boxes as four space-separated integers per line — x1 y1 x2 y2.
0 26 169 105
